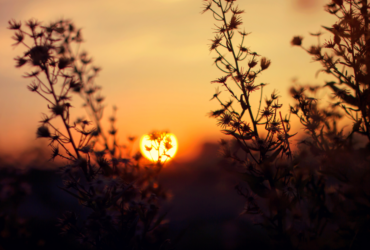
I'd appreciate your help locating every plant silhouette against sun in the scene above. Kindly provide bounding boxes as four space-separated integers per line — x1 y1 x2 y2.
9 18 172 250
143 131 175 164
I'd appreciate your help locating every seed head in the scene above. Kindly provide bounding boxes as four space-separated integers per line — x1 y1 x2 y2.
201 0 212 14
239 46 248 53
51 104 65 116
290 87 304 100
291 36 303 46
27 45 51 66
231 6 244 15
261 107 274 118
242 123 251 133
11 31 24 46
290 106 299 114
228 14 243 30
69 79 82 92
248 59 257 68
8 19 21 30
51 145 59 160
218 113 233 128
27 82 39 92
265 99 273 107
26 19 40 31
210 34 223 51
245 83 260 93
308 46 321 55
14 56 27 68
271 90 279 100
58 57 71 69
36 126 51 138
260 57 271 70
40 114 51 124
211 75 230 84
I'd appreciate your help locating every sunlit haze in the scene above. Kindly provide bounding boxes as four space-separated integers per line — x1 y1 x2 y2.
0 0 336 161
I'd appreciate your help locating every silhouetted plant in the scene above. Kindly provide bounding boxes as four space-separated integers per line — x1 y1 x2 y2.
204 0 370 249
9 18 172 250
290 0 370 149
202 0 294 163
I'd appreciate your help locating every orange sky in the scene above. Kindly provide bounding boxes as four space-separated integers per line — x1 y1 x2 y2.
0 0 338 162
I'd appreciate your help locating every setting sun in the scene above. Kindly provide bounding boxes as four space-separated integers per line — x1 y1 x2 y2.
140 132 178 163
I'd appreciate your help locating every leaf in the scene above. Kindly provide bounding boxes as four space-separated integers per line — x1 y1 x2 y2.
322 25 335 34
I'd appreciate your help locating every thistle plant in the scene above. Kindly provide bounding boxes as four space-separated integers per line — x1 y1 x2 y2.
203 0 370 249
9 19 171 249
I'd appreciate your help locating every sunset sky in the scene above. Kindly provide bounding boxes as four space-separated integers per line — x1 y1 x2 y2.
0 0 337 162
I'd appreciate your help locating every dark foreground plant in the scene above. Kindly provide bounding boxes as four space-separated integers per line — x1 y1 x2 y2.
204 0 370 249
9 19 172 250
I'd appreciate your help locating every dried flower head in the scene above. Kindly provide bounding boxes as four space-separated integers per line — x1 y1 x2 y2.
218 113 233 128
50 104 65 116
14 56 27 67
260 57 271 70
11 31 24 46
201 0 212 14
26 19 40 31
211 75 230 84
228 14 243 30
291 36 303 46
8 19 21 30
248 59 258 68
36 126 51 138
26 45 51 66
58 57 71 69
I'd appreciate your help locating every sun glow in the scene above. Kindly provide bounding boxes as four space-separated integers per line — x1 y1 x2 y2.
140 132 178 163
